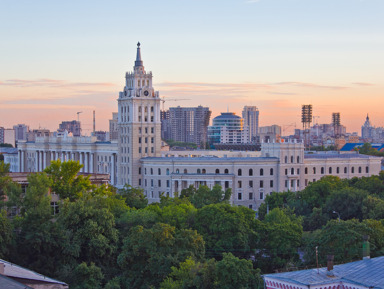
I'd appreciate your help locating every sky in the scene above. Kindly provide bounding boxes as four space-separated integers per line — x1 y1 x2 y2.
0 0 383 135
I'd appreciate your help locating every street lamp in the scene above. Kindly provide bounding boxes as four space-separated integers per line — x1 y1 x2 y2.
332 211 340 222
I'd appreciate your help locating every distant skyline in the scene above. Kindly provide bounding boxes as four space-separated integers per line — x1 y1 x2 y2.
1 0 383 135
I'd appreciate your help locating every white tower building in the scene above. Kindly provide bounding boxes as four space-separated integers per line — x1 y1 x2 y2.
242 106 259 143
117 42 162 187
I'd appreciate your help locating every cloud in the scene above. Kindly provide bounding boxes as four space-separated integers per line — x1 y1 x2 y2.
268 91 298 96
273 82 348 90
0 78 117 89
352 82 374 86
246 0 261 3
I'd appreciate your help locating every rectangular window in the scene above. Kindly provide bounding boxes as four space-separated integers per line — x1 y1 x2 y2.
285 180 288 188
238 181 242 188
151 179 154 187
145 127 148 133
249 192 253 200
151 116 154 122
167 180 170 187
285 169 288 175
151 137 154 143
138 137 141 143
151 147 154 153
145 137 148 143
238 193 242 200
260 180 264 188
270 180 273 188
145 147 148 153
139 147 142 153
139 179 141 186
260 192 264 200
151 127 154 133
249 180 253 188
249 204 253 209
158 180 161 187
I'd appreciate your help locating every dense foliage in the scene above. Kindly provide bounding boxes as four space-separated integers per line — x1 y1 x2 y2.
1 159 384 288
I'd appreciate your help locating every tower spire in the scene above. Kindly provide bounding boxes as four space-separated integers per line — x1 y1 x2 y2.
135 42 143 67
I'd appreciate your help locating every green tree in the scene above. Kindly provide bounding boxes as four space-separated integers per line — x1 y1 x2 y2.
44 159 93 201
118 184 148 209
10 173 63 276
193 203 258 258
255 208 303 272
57 194 119 280
70 262 104 289
0 210 13 258
257 191 295 220
118 223 205 289
181 184 231 209
160 253 262 289
362 196 384 220
324 187 368 221
0 161 20 206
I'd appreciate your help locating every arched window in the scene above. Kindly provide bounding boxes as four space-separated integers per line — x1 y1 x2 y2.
358 167 362 173
352 167 355 173
313 167 316 174
225 169 229 174
197 169 201 174
150 168 153 175
344 167 347 174
166 168 169 175
238 169 242 176
336 167 340 174
329 167 332 174
321 167 324 174
270 168 274 175
297 156 300 163
158 168 161 175
176 169 180 174
249 169 253 176
184 169 187 174
305 167 308 174
215 169 220 174
291 168 294 175
260 168 264 176
366 166 369 173
202 169 206 174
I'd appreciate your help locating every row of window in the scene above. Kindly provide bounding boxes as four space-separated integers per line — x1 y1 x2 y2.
138 147 154 154
304 166 369 175
238 192 265 201
138 137 154 144
284 156 300 164
238 180 273 188
141 167 275 176
138 127 155 134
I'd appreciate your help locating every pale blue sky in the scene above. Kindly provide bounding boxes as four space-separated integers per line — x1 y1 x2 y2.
1 0 383 132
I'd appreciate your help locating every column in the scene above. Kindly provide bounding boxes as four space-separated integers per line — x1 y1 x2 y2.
79 152 84 172
18 150 21 172
90 153 94 174
111 154 115 185
85 152 89 173
40 151 44 171
35 151 39 172
71 152 75 161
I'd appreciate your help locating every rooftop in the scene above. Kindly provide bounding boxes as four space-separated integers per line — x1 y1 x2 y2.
264 256 384 289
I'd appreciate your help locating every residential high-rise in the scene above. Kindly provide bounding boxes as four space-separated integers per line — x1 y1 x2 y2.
117 42 162 187
13 124 29 142
208 112 249 145
59 120 81 136
165 106 211 147
242 106 259 143
109 112 118 141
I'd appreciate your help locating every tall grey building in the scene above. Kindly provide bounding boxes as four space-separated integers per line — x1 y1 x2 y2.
109 112 118 141
165 106 211 147
59 120 81 137
242 106 259 143
13 124 29 142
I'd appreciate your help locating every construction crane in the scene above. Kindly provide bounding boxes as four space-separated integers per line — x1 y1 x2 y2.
77 111 83 122
161 97 191 111
282 123 296 136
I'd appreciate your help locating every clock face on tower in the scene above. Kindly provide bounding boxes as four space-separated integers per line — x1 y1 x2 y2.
144 90 149 96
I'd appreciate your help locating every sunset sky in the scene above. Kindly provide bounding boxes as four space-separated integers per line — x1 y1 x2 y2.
1 0 383 135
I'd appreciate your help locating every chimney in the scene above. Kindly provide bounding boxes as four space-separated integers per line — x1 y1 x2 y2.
327 255 334 277
0 262 4 275
363 235 370 260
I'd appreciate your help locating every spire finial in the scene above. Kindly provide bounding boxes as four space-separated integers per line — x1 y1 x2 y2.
135 42 143 67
